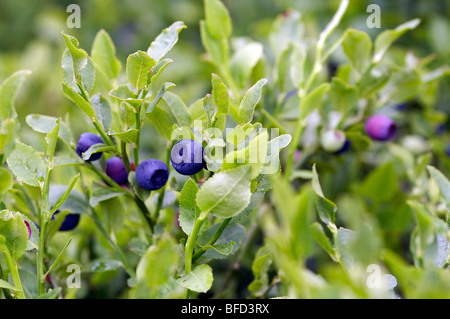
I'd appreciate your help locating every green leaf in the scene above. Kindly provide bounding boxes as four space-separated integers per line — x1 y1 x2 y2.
299 83 330 120
89 187 123 207
230 42 263 88
128 237 148 256
109 129 138 147
0 210 28 259
289 43 307 89
163 91 192 127
0 118 17 163
176 264 213 293
62 82 96 119
179 179 200 236
81 143 115 161
358 67 390 98
373 19 421 63
145 82 175 115
25 114 73 144
0 278 17 291
222 129 268 179
0 70 31 121
337 227 356 270
196 165 252 219
126 50 156 91
203 94 216 127
310 222 337 261
147 21 186 62
329 78 358 115
108 84 142 109
91 94 112 131
91 29 122 80
7 142 45 187
148 105 173 140
134 235 179 298
61 32 88 81
211 74 229 115
35 288 61 299
0 167 13 194
204 0 232 39
197 223 245 259
53 155 84 168
238 79 267 124
44 237 73 278
262 134 292 175
45 118 61 160
380 70 421 104
311 164 337 229
200 20 229 66
128 172 150 202
360 162 398 202
342 29 372 72
49 174 80 216
427 166 450 204
147 59 173 86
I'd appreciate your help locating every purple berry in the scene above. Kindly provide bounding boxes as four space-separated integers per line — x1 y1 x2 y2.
446 143 450 157
76 133 104 161
365 115 396 141
136 159 169 191
106 157 129 185
170 139 205 176
51 210 80 231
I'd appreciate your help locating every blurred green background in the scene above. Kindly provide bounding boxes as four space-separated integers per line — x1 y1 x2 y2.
1 0 449 140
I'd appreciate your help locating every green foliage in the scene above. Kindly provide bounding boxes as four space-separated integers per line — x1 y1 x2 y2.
0 0 449 300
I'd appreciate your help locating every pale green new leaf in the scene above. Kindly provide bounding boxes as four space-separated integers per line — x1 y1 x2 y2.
147 21 186 62
0 70 31 120
196 165 252 218
176 264 213 293
7 142 45 187
238 79 267 124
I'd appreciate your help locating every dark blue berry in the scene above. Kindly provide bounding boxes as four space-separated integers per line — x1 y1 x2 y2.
76 133 104 161
135 159 169 191
106 157 129 185
365 115 396 141
333 139 351 155
51 210 80 231
170 139 205 176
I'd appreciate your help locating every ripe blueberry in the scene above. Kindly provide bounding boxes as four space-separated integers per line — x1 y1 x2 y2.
170 139 205 176
320 130 346 153
106 157 129 185
52 210 80 231
333 139 351 155
365 115 396 141
76 132 104 161
136 159 169 191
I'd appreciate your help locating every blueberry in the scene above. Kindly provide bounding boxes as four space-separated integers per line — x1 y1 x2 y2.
135 159 169 191
76 132 104 161
106 157 129 185
365 115 396 141
51 210 80 231
333 139 351 155
170 139 205 175
320 130 346 153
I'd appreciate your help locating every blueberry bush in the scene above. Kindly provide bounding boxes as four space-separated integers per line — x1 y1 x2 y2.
0 0 449 299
